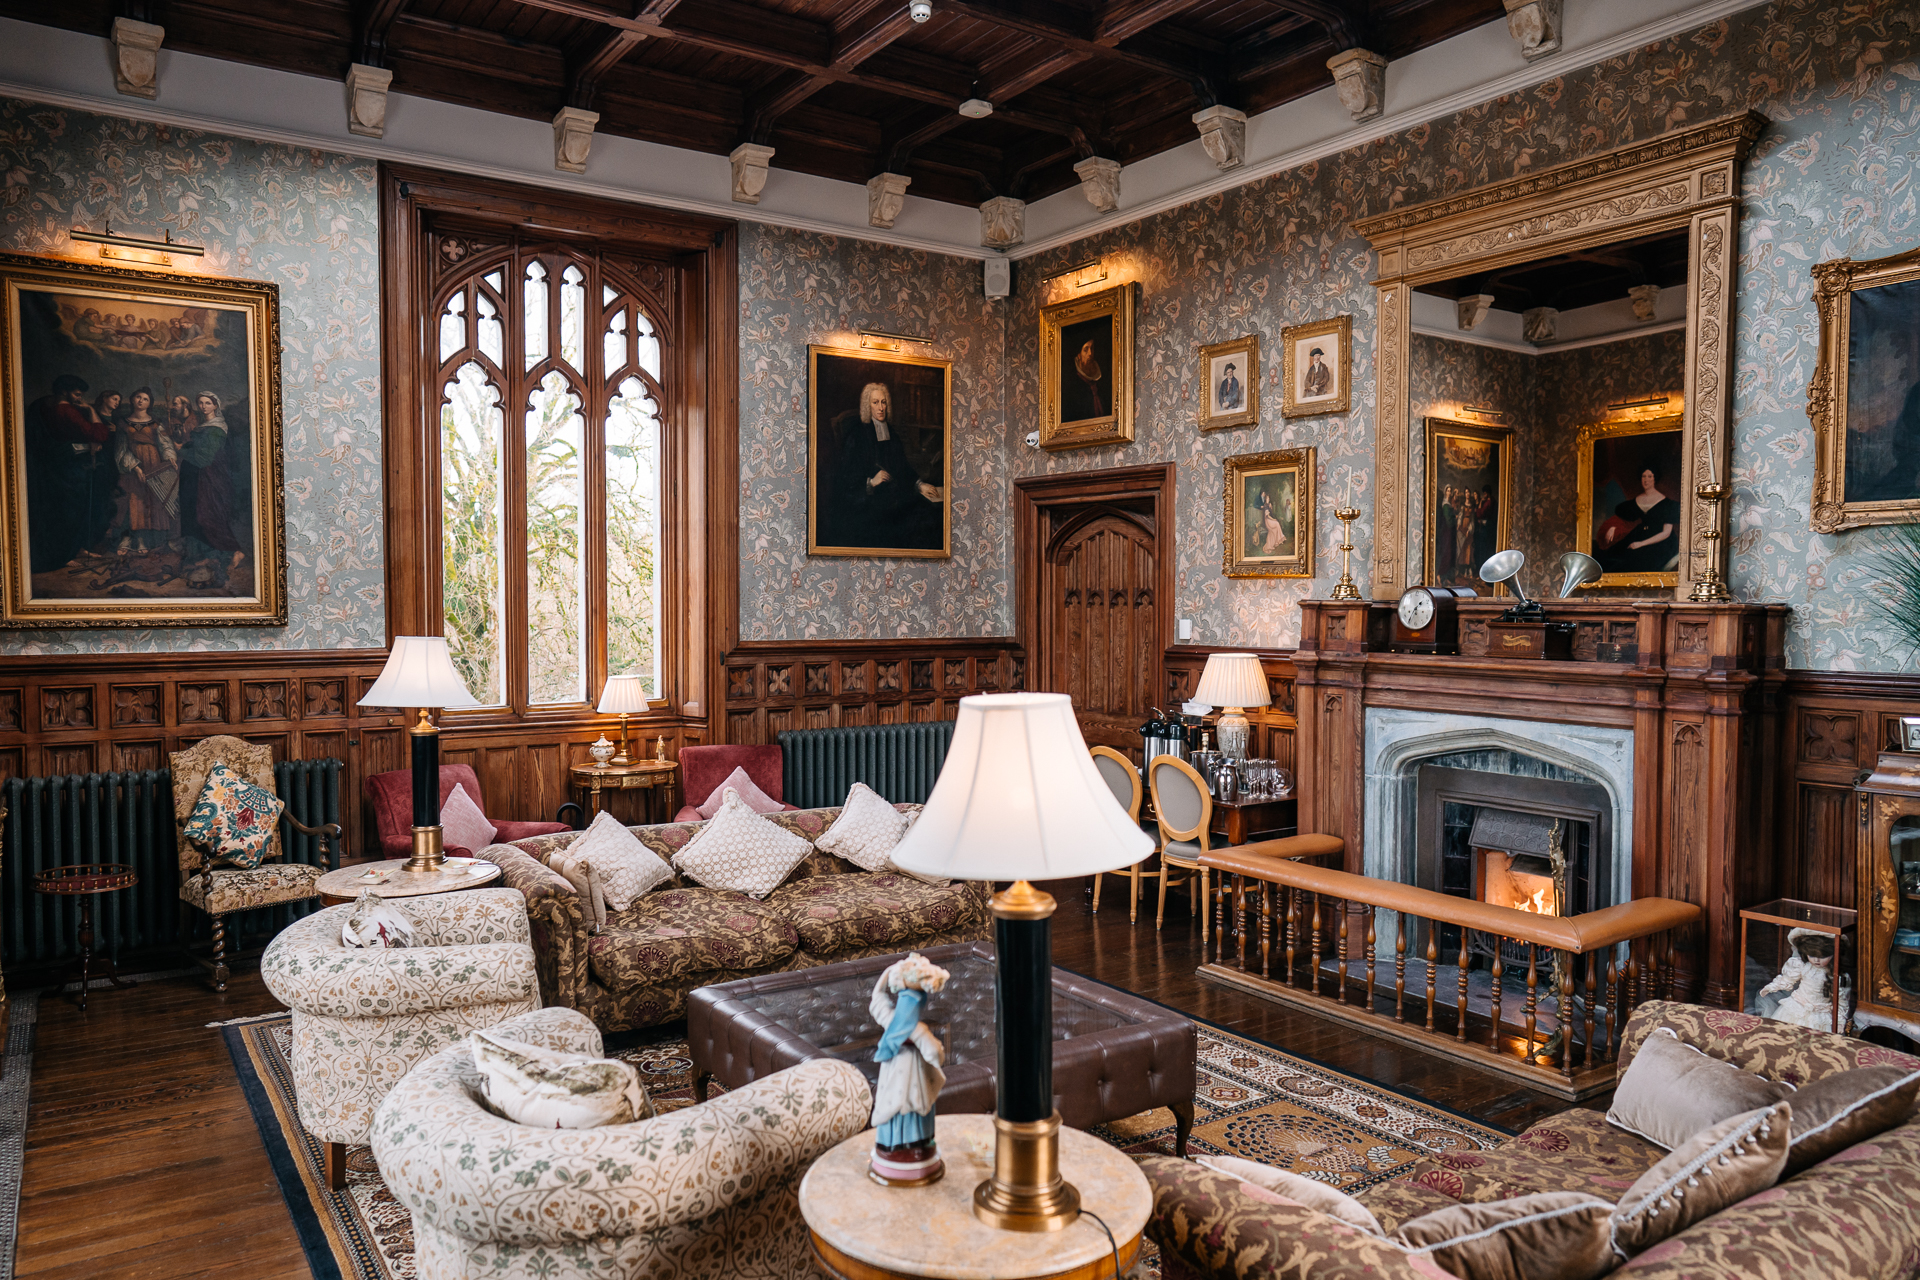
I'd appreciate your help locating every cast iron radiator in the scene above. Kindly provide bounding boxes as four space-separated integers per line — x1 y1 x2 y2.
779 722 956 808
0 760 342 971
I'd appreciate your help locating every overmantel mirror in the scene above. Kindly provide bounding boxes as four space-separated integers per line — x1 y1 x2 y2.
1354 110 1768 604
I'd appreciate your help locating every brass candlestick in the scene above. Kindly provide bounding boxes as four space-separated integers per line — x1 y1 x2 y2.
1331 505 1362 601
1689 481 1732 603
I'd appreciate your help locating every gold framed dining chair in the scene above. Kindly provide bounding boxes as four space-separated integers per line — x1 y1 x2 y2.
1088 746 1156 922
1148 754 1214 938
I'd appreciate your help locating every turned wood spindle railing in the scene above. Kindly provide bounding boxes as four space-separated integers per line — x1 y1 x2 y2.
1196 845 1702 1101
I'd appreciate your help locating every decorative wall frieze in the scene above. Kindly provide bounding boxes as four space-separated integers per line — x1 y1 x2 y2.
1192 105 1247 170
1073 157 1122 213
552 106 598 173
866 172 911 229
111 18 164 99
1326 48 1386 122
345 63 393 138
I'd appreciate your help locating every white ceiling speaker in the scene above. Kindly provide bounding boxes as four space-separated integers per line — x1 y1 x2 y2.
910 0 932 21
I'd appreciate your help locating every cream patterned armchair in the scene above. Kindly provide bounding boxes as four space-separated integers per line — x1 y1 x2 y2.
261 887 539 1190
371 1005 871 1280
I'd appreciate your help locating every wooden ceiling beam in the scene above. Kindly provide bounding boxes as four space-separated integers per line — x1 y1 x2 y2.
1259 0 1368 51
941 0 1216 95
742 2 918 146
353 0 411 67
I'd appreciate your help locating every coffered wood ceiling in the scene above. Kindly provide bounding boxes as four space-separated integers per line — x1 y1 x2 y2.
19 0 1506 207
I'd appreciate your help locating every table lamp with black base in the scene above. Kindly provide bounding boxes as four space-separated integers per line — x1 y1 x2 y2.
888 692 1153 1231
358 636 481 873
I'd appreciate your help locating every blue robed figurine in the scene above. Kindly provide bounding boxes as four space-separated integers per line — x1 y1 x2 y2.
869 952 951 1186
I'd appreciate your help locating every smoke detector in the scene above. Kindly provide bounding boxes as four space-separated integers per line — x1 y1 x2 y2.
957 98 993 118
910 0 932 21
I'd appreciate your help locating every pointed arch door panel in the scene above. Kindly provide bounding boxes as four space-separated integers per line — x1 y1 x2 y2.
1043 508 1160 753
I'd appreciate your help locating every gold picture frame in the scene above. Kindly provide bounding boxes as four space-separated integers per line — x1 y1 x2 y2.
806 344 952 558
1224 447 1315 578
1423 418 1512 592
1039 283 1136 450
1575 413 1686 588
0 251 286 628
1198 333 1259 431
1809 244 1920 533
1281 315 1351 418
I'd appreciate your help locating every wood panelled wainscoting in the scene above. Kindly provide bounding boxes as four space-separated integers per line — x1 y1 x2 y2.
721 639 1025 745
1162 645 1300 771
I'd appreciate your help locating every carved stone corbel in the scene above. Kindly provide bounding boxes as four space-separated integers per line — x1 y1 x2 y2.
729 143 776 205
345 64 394 139
1073 157 1122 213
1502 0 1563 60
1629 284 1661 322
111 17 165 100
552 107 598 174
1522 306 1558 344
1456 294 1495 331
980 196 1025 248
866 173 911 228
1326 48 1386 122
1192 105 1247 170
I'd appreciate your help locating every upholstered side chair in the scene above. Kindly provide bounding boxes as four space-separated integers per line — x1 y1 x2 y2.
1089 746 1159 922
170 735 341 992
1148 754 1214 938
364 763 579 859
260 887 539 1190
371 1005 872 1280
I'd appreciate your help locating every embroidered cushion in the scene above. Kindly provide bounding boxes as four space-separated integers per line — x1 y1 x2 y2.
565 811 675 919
696 765 782 819
1610 1100 1791 1258
1196 1155 1382 1234
673 789 815 899
182 761 285 869
1392 1192 1617 1280
1606 1026 1790 1150
816 783 913 871
341 890 415 948
440 783 498 855
470 1028 653 1129
1782 1065 1920 1176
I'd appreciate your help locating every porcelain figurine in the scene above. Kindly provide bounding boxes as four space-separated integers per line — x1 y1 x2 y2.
1755 928 1851 1032
868 951 951 1186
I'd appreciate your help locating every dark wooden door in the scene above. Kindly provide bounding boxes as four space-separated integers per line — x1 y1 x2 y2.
1041 509 1159 754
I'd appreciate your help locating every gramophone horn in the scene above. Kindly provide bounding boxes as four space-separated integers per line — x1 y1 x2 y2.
1478 549 1532 605
1557 552 1603 598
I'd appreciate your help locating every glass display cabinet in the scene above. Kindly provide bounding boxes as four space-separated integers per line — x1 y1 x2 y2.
1739 898 1856 1034
1856 751 1920 1024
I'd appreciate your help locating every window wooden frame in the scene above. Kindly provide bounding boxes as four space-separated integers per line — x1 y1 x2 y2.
379 165 737 736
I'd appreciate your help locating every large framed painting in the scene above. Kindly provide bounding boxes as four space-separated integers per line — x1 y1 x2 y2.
1039 283 1136 450
1423 417 1511 591
1810 245 1920 532
1576 413 1685 588
807 345 951 558
0 252 285 628
1198 333 1259 432
1223 447 1315 578
1281 315 1351 418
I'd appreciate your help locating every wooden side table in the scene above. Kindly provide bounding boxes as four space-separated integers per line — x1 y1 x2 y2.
317 858 503 905
1210 794 1297 846
800 1113 1151 1280
569 759 678 824
34 864 139 1012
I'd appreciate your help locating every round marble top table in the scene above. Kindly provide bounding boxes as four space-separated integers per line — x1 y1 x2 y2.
800 1113 1152 1280
316 857 501 903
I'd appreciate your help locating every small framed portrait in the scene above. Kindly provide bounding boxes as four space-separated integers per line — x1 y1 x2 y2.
1576 413 1685 588
0 251 286 628
1198 334 1259 431
807 345 952 558
1423 418 1512 591
1281 315 1351 418
1039 283 1136 451
1224 447 1315 578
1809 245 1920 532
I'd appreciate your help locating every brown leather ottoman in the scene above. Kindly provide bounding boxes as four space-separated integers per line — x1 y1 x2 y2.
686 940 1197 1154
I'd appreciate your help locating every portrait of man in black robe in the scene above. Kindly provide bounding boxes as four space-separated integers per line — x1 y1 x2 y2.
809 351 950 557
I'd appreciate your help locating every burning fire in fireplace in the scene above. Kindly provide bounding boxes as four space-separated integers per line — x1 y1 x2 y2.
1480 849 1559 917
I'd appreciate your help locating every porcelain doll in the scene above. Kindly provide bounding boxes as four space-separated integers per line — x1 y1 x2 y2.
1756 928 1851 1033
868 951 951 1186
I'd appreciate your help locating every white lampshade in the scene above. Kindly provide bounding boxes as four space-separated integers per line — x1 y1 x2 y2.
1194 651 1270 710
358 636 482 709
888 692 1154 883
596 673 652 714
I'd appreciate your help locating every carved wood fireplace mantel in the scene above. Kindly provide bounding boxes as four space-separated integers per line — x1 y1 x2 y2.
1293 597 1788 1008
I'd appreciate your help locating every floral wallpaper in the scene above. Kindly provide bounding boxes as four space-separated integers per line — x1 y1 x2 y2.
741 0 1920 667
737 224 1009 639
0 98 383 653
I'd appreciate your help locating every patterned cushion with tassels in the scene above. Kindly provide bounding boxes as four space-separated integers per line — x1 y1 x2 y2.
183 762 286 869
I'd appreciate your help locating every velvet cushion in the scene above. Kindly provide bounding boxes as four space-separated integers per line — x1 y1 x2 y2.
1607 1027 1790 1150
1393 1193 1617 1280
365 764 500 859
696 765 783 819
440 783 498 855
1782 1065 1920 1176
1610 1100 1791 1259
678 744 784 812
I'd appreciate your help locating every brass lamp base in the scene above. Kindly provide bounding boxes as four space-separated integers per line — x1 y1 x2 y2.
611 712 633 766
972 1112 1080 1232
406 825 446 874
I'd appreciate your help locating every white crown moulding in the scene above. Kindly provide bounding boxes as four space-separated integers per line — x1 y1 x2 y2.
111 17 164 100
344 63 392 138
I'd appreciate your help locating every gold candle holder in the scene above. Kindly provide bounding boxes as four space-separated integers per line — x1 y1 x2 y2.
1331 504 1362 601
1688 481 1733 603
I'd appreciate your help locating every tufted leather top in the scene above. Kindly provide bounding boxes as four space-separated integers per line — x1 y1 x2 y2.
687 940 1196 1134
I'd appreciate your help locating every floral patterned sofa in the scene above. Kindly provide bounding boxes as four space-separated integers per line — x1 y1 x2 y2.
482 804 991 1031
1141 1001 1920 1279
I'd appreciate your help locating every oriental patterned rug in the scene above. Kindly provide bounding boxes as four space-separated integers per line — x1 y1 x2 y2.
225 1013 1507 1280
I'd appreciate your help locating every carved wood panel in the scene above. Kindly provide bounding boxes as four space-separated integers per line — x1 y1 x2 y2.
1044 514 1159 752
721 640 1022 747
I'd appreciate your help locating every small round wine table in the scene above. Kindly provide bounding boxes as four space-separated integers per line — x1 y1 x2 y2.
33 864 138 1012
799 1113 1151 1280
316 858 501 905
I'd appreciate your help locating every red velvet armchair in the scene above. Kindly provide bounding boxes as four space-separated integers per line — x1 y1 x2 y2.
672 744 797 822
365 765 579 859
